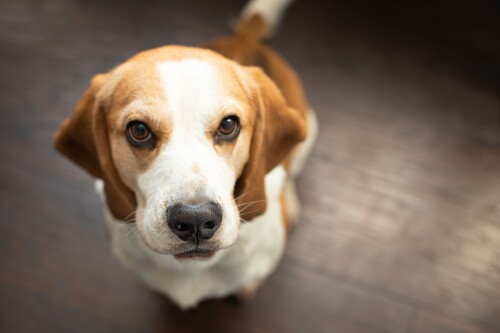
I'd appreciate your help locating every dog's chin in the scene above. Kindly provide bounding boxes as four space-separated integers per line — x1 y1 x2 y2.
142 239 221 261
138 231 225 260
173 248 217 261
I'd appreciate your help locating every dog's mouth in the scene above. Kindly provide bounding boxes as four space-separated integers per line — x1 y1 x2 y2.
174 248 216 260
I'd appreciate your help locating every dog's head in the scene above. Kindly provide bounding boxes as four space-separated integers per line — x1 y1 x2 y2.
55 46 306 259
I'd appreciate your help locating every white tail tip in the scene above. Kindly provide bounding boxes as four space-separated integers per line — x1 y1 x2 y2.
240 0 295 37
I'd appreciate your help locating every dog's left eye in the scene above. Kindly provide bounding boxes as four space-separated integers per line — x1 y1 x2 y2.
217 116 239 141
126 121 155 148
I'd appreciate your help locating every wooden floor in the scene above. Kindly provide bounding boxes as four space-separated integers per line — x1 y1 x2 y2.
1 0 499 332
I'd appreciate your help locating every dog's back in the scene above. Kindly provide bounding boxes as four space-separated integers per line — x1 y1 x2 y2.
206 0 309 119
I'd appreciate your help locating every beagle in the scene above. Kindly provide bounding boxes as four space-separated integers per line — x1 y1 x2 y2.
54 0 317 309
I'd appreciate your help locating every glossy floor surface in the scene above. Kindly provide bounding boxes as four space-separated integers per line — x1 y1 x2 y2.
1 0 499 332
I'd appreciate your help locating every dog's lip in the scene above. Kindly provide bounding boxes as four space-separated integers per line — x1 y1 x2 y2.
174 248 216 260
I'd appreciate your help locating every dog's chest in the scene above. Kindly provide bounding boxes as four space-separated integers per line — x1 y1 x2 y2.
101 166 286 309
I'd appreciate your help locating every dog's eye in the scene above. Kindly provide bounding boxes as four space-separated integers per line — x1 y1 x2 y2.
126 121 155 148
217 116 239 141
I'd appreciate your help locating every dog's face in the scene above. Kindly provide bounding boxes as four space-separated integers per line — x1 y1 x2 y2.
107 52 257 257
55 46 306 260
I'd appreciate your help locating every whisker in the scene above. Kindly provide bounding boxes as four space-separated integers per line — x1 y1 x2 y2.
124 225 138 238
236 199 266 207
237 201 266 214
112 215 136 235
238 207 263 217
238 201 266 213
234 189 257 201
113 220 128 233
120 210 136 223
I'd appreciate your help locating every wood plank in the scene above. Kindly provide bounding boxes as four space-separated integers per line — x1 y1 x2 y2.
1 0 499 332
413 310 488 333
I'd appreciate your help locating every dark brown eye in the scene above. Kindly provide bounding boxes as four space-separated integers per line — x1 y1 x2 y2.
126 121 155 148
217 116 239 140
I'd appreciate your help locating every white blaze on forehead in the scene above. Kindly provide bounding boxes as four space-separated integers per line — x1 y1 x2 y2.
137 58 238 207
157 59 221 129
148 58 236 199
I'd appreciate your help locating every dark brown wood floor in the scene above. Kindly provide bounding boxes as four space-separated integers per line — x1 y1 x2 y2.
1 0 499 332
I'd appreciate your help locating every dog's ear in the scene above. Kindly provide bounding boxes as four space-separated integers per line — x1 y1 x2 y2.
235 67 307 220
54 74 136 220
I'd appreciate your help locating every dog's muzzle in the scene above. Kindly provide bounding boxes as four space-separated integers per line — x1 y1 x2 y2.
166 201 222 243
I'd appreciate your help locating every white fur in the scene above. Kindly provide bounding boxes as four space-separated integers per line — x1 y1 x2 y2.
100 166 287 309
130 60 249 254
241 0 295 36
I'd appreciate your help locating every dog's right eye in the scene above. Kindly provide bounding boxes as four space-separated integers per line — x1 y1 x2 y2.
126 121 155 148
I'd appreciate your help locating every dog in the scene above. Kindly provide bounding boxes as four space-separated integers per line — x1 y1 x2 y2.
54 0 317 309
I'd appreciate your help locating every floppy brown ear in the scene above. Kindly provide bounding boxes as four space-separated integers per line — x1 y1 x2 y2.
54 74 136 221
235 67 307 220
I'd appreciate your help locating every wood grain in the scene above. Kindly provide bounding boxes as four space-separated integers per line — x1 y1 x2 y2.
1 0 499 332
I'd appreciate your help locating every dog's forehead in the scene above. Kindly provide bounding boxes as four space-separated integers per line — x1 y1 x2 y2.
111 46 249 120
160 59 250 126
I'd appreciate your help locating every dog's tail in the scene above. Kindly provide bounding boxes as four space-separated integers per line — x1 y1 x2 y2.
235 0 295 40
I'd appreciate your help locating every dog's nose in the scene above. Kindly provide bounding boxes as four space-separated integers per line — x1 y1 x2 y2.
166 202 222 242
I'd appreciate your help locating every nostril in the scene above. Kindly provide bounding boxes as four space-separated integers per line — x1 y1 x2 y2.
204 221 215 230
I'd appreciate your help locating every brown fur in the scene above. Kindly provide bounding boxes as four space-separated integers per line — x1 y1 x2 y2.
54 14 308 226
232 67 306 220
205 15 308 119
206 14 309 223
54 74 136 220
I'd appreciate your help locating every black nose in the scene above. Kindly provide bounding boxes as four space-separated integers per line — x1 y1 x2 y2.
166 202 222 242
